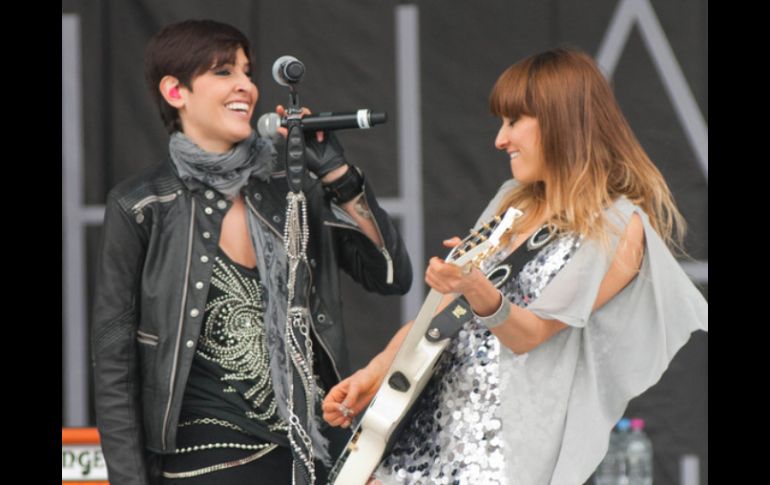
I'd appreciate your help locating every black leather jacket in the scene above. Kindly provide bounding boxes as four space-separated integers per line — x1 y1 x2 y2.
91 160 412 485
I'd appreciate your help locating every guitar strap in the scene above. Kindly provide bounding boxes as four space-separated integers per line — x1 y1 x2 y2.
425 225 553 342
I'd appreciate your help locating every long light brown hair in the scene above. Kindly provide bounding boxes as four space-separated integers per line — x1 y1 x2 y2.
489 47 685 251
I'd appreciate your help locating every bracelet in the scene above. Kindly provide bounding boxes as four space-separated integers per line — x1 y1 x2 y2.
322 165 364 204
471 290 511 328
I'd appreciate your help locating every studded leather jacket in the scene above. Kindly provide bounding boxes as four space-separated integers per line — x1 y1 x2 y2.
91 160 412 485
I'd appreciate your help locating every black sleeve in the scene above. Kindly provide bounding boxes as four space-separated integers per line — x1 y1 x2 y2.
91 192 150 485
332 175 412 295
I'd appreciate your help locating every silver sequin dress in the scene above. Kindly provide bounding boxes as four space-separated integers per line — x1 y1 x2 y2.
375 225 581 485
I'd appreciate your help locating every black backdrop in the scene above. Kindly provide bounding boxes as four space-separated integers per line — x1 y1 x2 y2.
61 1 707 483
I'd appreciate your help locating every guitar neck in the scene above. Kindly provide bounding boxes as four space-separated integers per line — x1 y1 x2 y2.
389 288 454 370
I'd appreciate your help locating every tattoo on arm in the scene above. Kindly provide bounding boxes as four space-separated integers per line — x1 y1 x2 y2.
353 194 372 219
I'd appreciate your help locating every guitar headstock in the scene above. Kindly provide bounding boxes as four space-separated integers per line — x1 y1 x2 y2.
446 207 522 269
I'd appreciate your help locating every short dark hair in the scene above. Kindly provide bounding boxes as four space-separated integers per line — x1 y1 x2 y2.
144 19 252 133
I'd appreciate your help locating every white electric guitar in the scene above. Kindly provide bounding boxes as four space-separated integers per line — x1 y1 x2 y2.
328 207 522 485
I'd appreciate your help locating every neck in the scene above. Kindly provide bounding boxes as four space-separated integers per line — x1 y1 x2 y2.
180 130 235 154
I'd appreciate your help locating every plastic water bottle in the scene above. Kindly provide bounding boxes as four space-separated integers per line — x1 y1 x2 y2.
626 418 653 485
594 419 631 485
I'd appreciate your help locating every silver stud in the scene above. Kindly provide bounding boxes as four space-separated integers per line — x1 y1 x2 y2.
254 193 262 201
205 190 215 200
310 259 317 268
201 255 209 263
186 340 195 348
195 282 204 290
217 200 227 210
190 308 200 317
204 207 213 215
202 231 211 239
428 328 441 339
317 313 326 323
135 213 144 224
272 215 281 223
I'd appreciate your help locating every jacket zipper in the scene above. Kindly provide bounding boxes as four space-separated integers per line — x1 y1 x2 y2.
301 259 342 382
131 193 178 213
246 194 341 382
136 330 159 346
323 218 394 285
328 185 394 284
162 198 196 449
137 336 159 346
359 186 393 285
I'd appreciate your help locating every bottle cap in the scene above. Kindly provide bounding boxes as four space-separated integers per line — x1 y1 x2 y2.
617 418 631 431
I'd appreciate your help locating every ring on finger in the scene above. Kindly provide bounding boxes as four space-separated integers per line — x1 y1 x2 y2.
339 404 354 418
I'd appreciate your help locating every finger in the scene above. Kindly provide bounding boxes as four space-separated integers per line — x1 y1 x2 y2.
325 413 348 427
316 130 324 142
322 400 342 412
427 258 456 280
342 382 361 411
442 236 462 248
424 273 447 293
323 381 349 406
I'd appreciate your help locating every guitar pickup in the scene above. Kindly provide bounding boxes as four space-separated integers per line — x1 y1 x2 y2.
387 371 410 392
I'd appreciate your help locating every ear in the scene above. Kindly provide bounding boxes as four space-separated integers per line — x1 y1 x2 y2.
159 76 185 108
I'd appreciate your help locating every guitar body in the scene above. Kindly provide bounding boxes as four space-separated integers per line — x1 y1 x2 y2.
328 208 521 485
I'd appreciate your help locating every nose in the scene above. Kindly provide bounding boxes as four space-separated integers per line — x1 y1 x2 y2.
234 72 258 98
494 126 508 151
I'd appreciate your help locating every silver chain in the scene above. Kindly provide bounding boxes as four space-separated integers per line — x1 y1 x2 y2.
284 191 317 484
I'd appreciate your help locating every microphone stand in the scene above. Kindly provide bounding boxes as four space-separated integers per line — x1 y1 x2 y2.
283 85 306 194
275 69 318 485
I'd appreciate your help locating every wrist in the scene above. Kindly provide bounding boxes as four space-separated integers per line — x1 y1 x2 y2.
463 276 498 314
471 289 511 329
322 164 364 203
321 164 350 184
368 352 390 382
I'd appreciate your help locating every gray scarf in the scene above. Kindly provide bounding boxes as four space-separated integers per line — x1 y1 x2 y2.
169 131 330 481
169 131 275 195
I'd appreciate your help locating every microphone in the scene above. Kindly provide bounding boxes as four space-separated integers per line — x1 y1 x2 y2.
272 55 305 86
257 110 387 139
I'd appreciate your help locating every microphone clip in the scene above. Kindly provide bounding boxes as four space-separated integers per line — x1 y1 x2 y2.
272 55 307 193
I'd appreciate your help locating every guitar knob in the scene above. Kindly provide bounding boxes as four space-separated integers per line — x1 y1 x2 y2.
387 371 411 392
